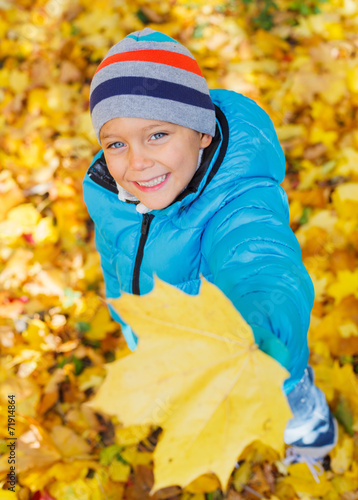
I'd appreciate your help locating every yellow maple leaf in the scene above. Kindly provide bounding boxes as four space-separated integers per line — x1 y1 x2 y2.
88 277 291 493
347 65 358 93
327 270 358 302
115 424 153 447
0 171 25 222
18 460 98 492
330 433 354 474
281 462 332 496
108 460 131 482
332 182 358 220
0 491 17 500
85 305 117 340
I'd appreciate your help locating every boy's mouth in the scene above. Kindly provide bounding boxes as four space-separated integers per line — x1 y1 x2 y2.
134 173 169 191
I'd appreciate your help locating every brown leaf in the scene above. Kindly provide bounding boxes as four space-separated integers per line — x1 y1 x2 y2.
340 492 358 500
30 60 51 87
304 142 327 160
153 486 182 500
126 465 182 500
16 423 61 473
246 464 271 498
139 6 168 23
227 488 246 500
262 461 277 493
37 391 59 415
59 60 82 84
125 465 154 500
288 189 328 209
59 379 84 404
100 332 120 352
329 248 357 273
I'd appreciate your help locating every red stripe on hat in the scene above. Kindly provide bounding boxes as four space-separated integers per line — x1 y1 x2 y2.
95 50 203 77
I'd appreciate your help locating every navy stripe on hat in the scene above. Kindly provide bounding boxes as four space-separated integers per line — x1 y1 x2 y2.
90 76 215 114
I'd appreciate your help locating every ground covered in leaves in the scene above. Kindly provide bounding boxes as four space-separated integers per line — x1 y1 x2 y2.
0 0 357 498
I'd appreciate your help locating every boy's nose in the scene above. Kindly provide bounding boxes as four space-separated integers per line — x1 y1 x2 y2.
128 148 154 170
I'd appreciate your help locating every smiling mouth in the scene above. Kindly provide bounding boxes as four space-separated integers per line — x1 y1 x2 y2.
135 174 168 187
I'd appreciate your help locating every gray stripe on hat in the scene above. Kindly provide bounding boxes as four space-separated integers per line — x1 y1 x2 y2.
92 94 216 142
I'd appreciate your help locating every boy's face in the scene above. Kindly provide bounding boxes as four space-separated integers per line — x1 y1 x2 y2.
100 117 212 210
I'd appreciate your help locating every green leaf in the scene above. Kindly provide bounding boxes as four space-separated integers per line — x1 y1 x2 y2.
72 355 84 375
76 321 91 333
136 9 149 24
104 350 116 363
57 355 84 375
334 396 354 436
253 12 275 31
100 444 129 466
100 444 122 466
193 24 208 39
339 355 354 366
0 440 8 454
70 24 80 36
322 160 336 174
82 338 101 349
298 206 312 225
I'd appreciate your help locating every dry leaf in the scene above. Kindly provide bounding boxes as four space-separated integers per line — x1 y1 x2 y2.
89 277 291 492
49 425 92 458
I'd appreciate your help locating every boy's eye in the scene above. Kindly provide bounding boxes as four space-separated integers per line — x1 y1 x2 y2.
108 142 125 149
151 132 167 140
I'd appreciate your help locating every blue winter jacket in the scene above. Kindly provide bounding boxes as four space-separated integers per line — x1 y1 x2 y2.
83 89 314 394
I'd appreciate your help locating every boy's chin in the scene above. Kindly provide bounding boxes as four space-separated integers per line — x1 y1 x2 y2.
138 199 172 210
136 192 177 210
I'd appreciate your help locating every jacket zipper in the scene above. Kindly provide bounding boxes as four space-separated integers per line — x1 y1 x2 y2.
132 213 154 295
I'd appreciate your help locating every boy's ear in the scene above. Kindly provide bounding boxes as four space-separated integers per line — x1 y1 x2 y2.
200 133 213 148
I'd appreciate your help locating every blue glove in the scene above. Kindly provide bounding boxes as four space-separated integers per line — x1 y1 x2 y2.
251 325 291 371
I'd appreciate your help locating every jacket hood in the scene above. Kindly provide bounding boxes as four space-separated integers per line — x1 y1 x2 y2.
152 89 286 226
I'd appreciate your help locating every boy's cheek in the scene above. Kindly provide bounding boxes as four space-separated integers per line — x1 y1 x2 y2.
106 164 121 185
103 156 121 178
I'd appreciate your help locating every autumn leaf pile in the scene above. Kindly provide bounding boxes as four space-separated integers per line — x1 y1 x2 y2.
0 0 358 499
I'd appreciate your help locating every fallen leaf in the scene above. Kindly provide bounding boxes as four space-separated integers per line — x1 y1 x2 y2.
0 170 25 221
281 462 332 496
185 474 221 493
49 425 92 458
11 422 61 474
115 424 153 447
37 391 59 415
108 459 131 482
327 270 358 302
233 461 252 493
332 182 358 220
331 431 354 474
89 277 291 493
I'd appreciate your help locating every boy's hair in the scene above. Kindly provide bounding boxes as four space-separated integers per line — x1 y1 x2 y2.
89 28 216 143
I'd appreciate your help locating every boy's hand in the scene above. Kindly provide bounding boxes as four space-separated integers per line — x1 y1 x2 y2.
251 326 291 371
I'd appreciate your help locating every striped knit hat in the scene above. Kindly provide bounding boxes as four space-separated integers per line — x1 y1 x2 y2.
89 28 216 143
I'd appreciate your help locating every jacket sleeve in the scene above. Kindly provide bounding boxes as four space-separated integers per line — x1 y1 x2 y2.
94 227 138 351
201 181 314 393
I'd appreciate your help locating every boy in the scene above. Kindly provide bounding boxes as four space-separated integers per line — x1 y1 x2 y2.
83 28 337 460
